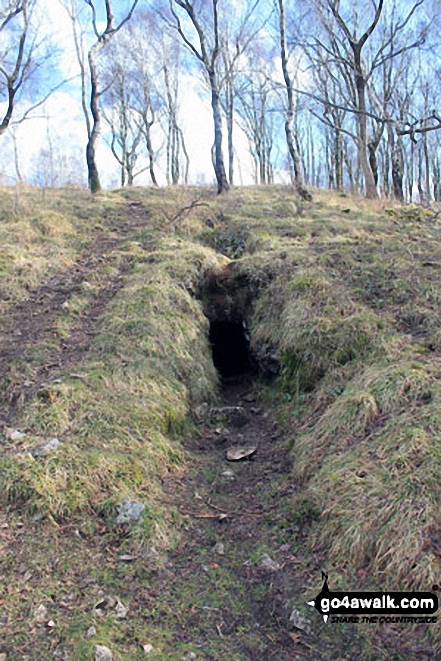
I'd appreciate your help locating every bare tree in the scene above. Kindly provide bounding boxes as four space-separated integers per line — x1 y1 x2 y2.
215 0 266 186
102 61 144 186
276 0 309 196
0 0 68 136
64 1 139 193
162 56 186 185
236 40 277 184
165 0 229 193
131 33 160 187
303 0 429 199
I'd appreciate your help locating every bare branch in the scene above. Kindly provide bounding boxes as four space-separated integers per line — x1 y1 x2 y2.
11 75 78 126
0 3 23 32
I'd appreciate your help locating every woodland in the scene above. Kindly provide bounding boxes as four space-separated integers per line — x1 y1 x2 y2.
1 0 441 200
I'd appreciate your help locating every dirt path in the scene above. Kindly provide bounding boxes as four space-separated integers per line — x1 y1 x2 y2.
0 209 148 427
143 380 341 660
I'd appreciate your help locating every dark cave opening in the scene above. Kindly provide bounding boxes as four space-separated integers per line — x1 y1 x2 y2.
209 319 252 379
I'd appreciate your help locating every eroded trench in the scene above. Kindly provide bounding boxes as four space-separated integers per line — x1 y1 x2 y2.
199 265 279 383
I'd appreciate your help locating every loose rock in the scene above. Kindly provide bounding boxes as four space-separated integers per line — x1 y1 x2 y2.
34 604 48 623
92 595 127 619
193 402 209 421
220 469 235 481
85 625 97 639
30 437 61 458
5 428 26 441
210 406 248 428
213 542 225 555
288 606 312 634
142 644 153 654
259 554 280 572
94 646 113 661
116 499 145 524
115 598 128 619
141 545 159 561
226 445 257 461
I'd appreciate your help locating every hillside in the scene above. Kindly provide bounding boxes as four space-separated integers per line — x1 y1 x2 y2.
0 185 439 660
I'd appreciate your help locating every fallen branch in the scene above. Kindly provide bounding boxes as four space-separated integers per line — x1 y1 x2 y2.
161 197 211 229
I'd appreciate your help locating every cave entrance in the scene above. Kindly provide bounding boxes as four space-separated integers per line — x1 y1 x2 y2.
209 319 251 379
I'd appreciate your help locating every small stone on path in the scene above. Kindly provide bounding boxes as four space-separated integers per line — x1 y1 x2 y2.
85 626 96 639
210 406 248 428
5 428 26 440
221 469 235 481
226 445 257 461
34 604 48 623
94 645 113 661
115 598 128 619
213 542 225 555
288 606 312 634
259 553 280 572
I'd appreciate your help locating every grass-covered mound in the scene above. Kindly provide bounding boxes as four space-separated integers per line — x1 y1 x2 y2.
212 187 441 593
1 186 224 546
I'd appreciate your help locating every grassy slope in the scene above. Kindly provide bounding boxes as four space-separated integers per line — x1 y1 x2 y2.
1 184 440 658
1 186 223 531
215 187 441 592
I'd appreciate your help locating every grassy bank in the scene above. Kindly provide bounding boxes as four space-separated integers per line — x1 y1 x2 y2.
218 187 441 593
1 184 439 658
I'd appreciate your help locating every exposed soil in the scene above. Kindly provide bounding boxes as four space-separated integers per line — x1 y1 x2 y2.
154 379 333 660
0 209 149 427
1 197 438 659
1 382 437 660
0 380 337 660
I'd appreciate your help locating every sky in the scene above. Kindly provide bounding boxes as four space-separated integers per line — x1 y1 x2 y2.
0 0 258 188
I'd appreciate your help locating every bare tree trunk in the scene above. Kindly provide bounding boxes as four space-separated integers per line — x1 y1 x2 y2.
227 98 234 186
278 0 305 194
179 127 190 185
310 125 316 188
383 140 390 197
344 143 355 195
11 129 23 183
354 48 378 199
326 131 333 189
433 157 441 201
209 71 229 194
417 146 425 202
171 124 180 185
408 140 415 202
86 47 102 194
145 127 157 186
335 130 343 190
423 134 431 202
387 125 404 202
